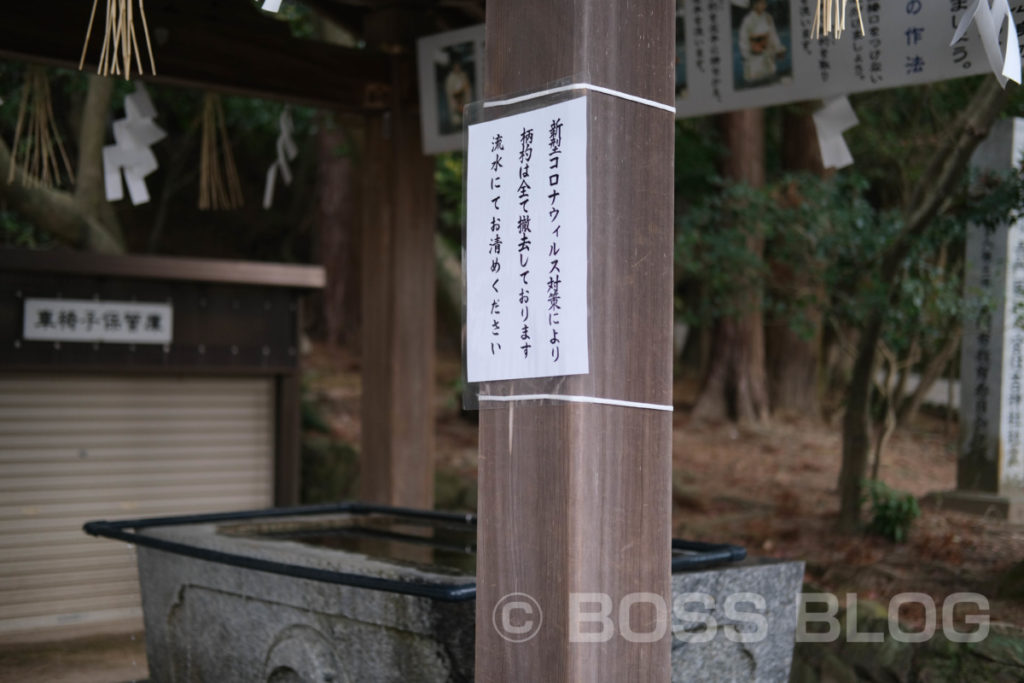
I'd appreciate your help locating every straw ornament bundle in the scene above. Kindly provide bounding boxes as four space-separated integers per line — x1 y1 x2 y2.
79 0 157 79
198 94 244 211
812 0 864 40
7 67 75 189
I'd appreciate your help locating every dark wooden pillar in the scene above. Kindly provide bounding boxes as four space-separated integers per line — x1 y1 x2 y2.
359 13 436 509
274 372 301 506
475 2 675 680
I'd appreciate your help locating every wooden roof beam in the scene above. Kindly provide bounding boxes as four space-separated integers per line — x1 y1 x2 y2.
0 0 392 111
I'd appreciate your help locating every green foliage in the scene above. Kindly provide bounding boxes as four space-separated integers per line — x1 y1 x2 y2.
675 117 722 206
0 208 53 249
300 394 358 503
674 172 878 335
862 479 920 542
845 77 988 207
301 434 359 503
675 148 1024 383
435 151 464 246
435 468 477 512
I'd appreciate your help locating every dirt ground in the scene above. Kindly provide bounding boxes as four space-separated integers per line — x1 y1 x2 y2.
0 630 147 683
5 343 1022 681
669 408 1024 629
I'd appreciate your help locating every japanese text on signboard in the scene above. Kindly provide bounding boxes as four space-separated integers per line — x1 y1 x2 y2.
23 298 174 345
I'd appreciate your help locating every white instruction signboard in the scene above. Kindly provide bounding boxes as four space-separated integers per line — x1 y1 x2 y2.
674 0 1020 118
465 97 589 383
23 298 174 344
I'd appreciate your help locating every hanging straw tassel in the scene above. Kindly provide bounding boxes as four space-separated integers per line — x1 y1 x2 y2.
7 67 75 189
812 0 864 40
79 0 157 79
198 94 244 211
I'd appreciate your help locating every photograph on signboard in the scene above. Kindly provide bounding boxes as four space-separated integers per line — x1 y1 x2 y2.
437 42 475 134
676 0 688 98
416 25 485 155
731 0 792 90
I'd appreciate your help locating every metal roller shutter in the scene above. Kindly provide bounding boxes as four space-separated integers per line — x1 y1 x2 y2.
0 374 275 641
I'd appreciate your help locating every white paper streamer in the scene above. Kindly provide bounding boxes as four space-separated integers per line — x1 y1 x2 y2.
262 108 298 210
812 96 858 170
951 0 1022 87
261 0 284 12
103 83 166 206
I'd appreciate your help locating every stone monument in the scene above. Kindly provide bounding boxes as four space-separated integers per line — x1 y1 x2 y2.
926 117 1024 522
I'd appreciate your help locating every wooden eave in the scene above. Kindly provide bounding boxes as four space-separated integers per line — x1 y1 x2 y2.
0 0 396 111
0 248 326 290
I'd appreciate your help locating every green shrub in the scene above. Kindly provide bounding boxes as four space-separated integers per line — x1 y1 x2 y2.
863 480 920 543
301 434 359 504
300 394 358 503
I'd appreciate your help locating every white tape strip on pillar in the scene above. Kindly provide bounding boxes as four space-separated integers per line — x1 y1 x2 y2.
103 83 167 206
482 82 676 114
477 393 674 412
812 95 858 170
263 108 299 210
951 0 1022 87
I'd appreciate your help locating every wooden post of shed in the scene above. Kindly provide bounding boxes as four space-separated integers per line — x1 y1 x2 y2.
475 2 675 681
360 10 437 509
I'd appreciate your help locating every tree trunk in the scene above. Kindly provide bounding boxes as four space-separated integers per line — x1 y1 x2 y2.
767 103 826 416
315 115 362 349
767 317 821 414
692 108 769 424
694 313 769 422
74 75 122 241
311 18 362 350
781 102 826 173
837 78 1011 532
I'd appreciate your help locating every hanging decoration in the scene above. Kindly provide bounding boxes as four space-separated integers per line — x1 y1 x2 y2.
262 108 298 210
812 96 858 170
198 94 244 211
950 0 1021 87
79 0 157 79
103 82 166 206
7 67 76 189
811 0 864 40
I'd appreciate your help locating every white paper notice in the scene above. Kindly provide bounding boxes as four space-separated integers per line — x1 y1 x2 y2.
465 96 589 383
